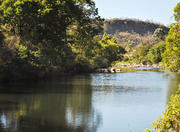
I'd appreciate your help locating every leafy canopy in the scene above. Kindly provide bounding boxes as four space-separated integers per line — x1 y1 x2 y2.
174 2 180 22
162 24 180 71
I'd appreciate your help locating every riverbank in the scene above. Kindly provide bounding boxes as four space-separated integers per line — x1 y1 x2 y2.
112 62 164 69
145 85 180 132
96 62 165 73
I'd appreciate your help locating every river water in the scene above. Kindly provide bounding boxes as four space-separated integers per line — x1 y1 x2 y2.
0 71 179 132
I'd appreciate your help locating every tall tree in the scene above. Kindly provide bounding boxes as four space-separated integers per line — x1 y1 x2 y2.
162 24 180 71
162 2 180 71
0 0 102 66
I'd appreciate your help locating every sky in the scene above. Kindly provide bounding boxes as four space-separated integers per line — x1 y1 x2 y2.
94 0 179 26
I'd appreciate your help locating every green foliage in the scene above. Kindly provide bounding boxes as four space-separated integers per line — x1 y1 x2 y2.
0 0 102 66
144 128 152 132
153 86 180 132
174 2 180 22
0 47 42 81
99 33 126 63
14 45 40 66
70 32 126 69
93 55 109 68
162 24 180 72
0 0 105 78
147 42 166 64
131 45 151 63
153 28 166 40
74 54 93 73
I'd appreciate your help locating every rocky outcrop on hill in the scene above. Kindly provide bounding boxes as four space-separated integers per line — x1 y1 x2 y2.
104 18 169 35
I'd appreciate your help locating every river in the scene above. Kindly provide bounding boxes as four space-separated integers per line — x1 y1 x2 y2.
0 71 179 132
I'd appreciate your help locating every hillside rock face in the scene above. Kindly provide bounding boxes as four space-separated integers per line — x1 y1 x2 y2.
104 19 169 35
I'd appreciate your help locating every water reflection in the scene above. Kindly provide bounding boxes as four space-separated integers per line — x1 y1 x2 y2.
0 76 102 132
0 72 179 132
166 73 180 102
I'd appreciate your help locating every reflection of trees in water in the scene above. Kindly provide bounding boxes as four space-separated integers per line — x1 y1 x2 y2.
0 75 102 132
166 73 180 102
0 102 18 132
66 79 102 132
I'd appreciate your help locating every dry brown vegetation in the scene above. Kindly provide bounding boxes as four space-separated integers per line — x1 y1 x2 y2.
102 18 168 53
114 32 160 52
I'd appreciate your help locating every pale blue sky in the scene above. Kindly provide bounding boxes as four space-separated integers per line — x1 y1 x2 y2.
94 0 179 26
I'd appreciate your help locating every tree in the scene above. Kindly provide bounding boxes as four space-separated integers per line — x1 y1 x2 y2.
0 0 102 69
147 42 166 64
162 24 180 71
174 2 180 22
98 33 126 63
153 28 166 40
131 45 151 63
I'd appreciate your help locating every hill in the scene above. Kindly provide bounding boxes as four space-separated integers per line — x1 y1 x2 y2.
104 18 169 35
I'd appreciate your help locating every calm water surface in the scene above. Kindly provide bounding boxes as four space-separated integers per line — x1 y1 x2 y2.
0 71 180 132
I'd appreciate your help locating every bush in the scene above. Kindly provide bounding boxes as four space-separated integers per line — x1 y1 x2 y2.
14 45 41 66
131 45 151 63
93 56 109 68
74 55 93 73
153 28 166 40
147 42 166 64
152 85 180 131
0 45 43 81
99 33 126 62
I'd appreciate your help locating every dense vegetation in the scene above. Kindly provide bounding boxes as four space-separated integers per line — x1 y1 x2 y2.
0 0 180 82
112 16 180 72
0 0 180 132
0 0 125 81
129 41 166 65
135 3 180 71
102 2 180 73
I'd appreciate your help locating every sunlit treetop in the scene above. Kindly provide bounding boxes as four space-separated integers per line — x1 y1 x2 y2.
174 2 180 22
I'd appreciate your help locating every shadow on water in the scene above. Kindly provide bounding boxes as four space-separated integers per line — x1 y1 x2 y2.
166 73 180 102
0 75 102 132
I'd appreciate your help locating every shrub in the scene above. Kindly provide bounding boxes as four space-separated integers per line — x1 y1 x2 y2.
114 32 159 52
147 42 166 64
131 45 151 63
153 85 180 132
153 28 166 40
74 55 92 73
99 33 126 62
93 56 109 68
